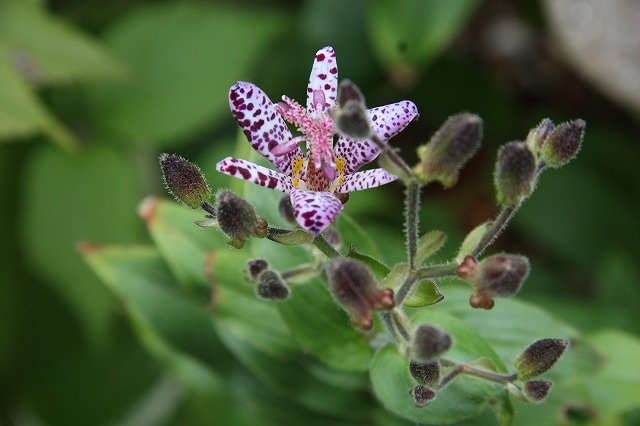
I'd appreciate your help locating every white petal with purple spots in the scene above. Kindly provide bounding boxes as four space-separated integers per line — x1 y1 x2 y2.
229 82 302 176
307 47 338 114
334 100 419 174
335 168 397 193
216 157 294 193
290 189 343 234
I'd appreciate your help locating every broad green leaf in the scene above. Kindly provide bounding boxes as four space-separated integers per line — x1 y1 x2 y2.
277 277 375 372
336 212 384 259
20 144 145 345
0 54 76 148
347 245 391 280
403 279 444 308
367 0 479 73
415 230 447 266
456 221 490 262
0 0 127 85
371 311 507 424
88 2 288 146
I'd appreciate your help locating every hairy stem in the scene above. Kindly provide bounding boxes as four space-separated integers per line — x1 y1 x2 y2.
405 181 421 269
312 234 341 259
439 360 518 389
417 263 458 280
471 204 519 258
393 273 419 305
370 134 413 177
201 201 217 216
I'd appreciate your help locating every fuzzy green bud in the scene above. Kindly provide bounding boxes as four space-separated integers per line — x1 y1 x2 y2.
542 119 585 168
523 379 553 403
412 325 452 362
326 257 394 330
515 338 568 381
475 254 529 298
410 385 437 408
409 360 440 387
413 113 482 187
495 141 537 205
159 153 211 209
215 190 260 249
332 80 372 139
525 118 554 151
256 270 289 301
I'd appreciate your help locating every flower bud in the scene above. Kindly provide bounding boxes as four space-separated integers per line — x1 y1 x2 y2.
542 119 585 168
475 254 529 298
409 360 440 387
326 257 394 330
256 270 290 301
413 113 482 188
278 195 296 224
525 118 554 151
523 379 553 403
332 80 372 139
515 338 568 381
410 385 437 408
495 141 537 205
246 259 269 281
412 325 452 362
159 153 211 209
215 190 260 249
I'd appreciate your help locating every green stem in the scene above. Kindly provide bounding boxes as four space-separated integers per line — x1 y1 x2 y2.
394 273 418 305
439 360 518 388
417 262 458 280
370 134 413 177
312 234 341 259
471 204 519 258
405 181 421 269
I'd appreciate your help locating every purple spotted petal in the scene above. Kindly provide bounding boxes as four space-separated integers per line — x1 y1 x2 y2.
335 169 398 193
307 47 338 114
217 157 294 193
229 82 302 176
290 189 343 235
335 100 419 174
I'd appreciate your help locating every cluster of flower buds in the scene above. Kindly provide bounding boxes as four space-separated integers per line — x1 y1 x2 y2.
407 325 453 407
326 257 394 330
514 338 568 402
245 258 290 301
457 254 529 309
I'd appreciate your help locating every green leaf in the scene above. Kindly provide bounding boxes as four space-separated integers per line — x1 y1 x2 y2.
88 2 288 146
456 221 490 262
403 279 444 308
380 263 409 291
371 311 507 424
415 230 447 266
367 0 479 72
347 245 391 280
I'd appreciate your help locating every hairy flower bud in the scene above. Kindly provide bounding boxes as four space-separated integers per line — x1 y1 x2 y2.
332 80 372 139
246 259 269 281
523 379 553 403
410 385 437 408
409 360 440 387
256 270 289 301
160 153 211 209
278 195 296 225
215 190 260 249
495 141 537 205
326 257 394 330
542 119 585 168
526 118 554 151
413 113 482 188
412 325 452 362
515 338 569 381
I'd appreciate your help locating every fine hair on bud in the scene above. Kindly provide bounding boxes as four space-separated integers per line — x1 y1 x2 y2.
159 153 211 209
413 112 482 187
215 190 259 247
515 338 569 381
410 385 437 408
246 259 269 281
526 118 554 151
326 257 394 330
542 119 585 168
412 325 452 362
475 254 530 298
256 270 290 301
523 379 553 403
409 360 441 387
495 141 537 205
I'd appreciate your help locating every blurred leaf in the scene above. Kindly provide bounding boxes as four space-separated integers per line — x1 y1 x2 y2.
456 221 489 262
415 229 447 266
0 55 77 148
20 144 145 345
367 0 479 73
347 245 391 280
371 310 507 424
0 0 127 84
404 279 444 308
88 2 289 146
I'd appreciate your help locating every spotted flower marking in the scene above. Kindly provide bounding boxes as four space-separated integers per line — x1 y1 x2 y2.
217 46 419 234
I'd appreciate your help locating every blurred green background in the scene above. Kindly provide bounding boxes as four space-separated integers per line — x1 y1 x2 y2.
1 0 639 424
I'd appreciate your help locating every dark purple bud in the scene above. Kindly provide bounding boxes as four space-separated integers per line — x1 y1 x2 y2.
542 119 585 168
332 80 372 139
246 259 269 281
515 338 569 381
475 254 529 298
409 360 440 387
410 385 437 408
326 257 394 330
256 270 289 301
412 325 452 362
523 379 553 403
495 141 537 205
215 190 260 249
278 195 296 225
413 113 483 188
159 153 211 209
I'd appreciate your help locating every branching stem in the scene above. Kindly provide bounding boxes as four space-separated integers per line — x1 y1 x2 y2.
438 359 518 389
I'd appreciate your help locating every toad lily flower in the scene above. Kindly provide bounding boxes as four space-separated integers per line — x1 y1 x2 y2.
217 46 418 234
